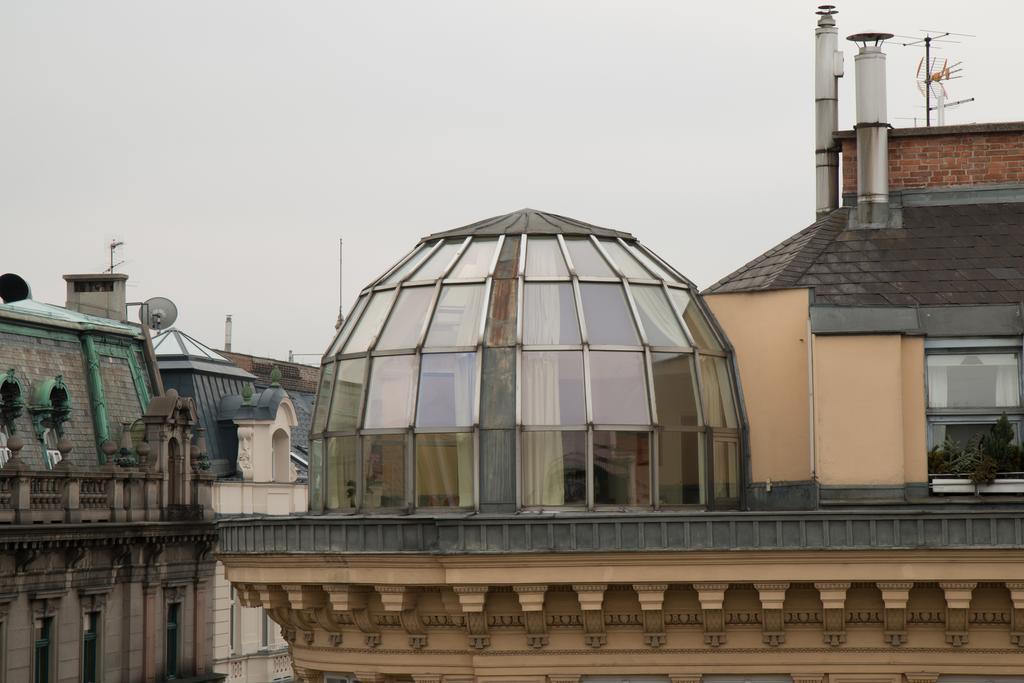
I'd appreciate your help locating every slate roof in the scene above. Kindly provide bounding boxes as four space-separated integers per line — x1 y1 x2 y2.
423 208 634 241
706 202 1024 305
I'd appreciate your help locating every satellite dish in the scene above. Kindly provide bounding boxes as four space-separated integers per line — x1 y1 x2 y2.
140 296 178 331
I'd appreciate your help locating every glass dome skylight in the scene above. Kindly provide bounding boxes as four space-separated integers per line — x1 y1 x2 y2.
310 210 742 514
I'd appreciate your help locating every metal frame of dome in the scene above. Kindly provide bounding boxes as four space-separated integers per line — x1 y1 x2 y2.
311 210 745 514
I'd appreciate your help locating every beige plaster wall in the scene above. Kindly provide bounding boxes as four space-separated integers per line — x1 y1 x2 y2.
901 336 928 483
813 335 906 486
705 289 811 483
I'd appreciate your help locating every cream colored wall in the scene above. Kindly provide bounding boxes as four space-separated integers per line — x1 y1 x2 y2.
705 289 812 483
901 336 928 483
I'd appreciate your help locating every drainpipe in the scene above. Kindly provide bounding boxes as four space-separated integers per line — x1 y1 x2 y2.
81 334 112 463
815 6 843 218
848 31 893 227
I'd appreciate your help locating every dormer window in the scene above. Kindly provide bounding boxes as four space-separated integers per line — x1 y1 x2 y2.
0 370 25 469
0 425 11 469
29 376 71 470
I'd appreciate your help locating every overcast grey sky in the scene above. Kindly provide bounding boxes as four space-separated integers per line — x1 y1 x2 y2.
2 1 1021 361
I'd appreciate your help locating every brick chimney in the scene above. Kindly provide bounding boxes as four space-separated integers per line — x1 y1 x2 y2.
63 273 129 322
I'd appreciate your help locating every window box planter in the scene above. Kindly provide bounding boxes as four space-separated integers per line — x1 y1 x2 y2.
930 472 1024 494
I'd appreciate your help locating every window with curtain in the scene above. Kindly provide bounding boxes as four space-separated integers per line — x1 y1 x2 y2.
363 433 406 508
375 286 434 350
590 351 649 424
411 240 463 281
579 283 640 346
700 355 738 428
416 352 477 427
415 432 473 507
363 355 417 428
326 436 357 510
668 288 721 351
342 290 395 353
522 431 586 506
327 359 366 431
598 239 654 279
525 237 569 277
631 285 688 347
564 238 614 277
522 283 581 345
521 351 586 425
425 284 485 347
449 239 497 278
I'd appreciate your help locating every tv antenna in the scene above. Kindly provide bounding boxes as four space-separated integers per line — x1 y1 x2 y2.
895 30 975 126
108 240 125 273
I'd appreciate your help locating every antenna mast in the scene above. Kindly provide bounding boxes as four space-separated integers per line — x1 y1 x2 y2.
108 240 125 273
896 30 974 126
336 238 344 330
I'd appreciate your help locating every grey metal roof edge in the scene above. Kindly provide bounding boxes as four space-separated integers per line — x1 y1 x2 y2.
835 121 1024 139
810 303 1024 337
420 209 635 242
842 183 1024 208
157 358 257 379
217 509 1024 554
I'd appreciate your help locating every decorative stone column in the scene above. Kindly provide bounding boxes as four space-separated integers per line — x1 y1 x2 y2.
814 582 850 646
634 583 668 647
693 583 728 647
453 585 490 649
940 582 975 646
573 584 608 648
1006 582 1024 647
513 584 549 649
878 582 913 646
754 582 788 647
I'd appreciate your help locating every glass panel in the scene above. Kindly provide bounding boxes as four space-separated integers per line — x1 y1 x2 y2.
363 433 406 508
342 290 395 353
652 353 700 426
363 355 417 428
521 351 586 425
632 285 688 347
327 295 368 355
579 283 640 346
308 439 324 510
415 352 477 427
525 237 569 277
926 352 1020 408
375 286 435 350
327 358 366 431
659 431 704 505
929 421 1020 450
700 355 738 428
599 239 653 279
449 239 497 279
311 363 336 433
590 351 650 424
713 439 740 509
166 604 179 677
668 288 721 350
382 242 435 286
593 431 651 506
522 283 581 345
411 240 463 281
415 432 473 507
83 612 98 683
565 238 614 277
521 431 586 506
425 284 485 347
626 242 680 281
326 436 357 510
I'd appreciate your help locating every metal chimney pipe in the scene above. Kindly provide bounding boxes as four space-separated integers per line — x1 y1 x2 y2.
224 314 233 352
848 32 893 227
815 6 843 218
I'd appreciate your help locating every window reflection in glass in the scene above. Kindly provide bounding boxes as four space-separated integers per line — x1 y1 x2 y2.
593 431 650 506
411 240 463 281
376 286 434 350
632 285 688 347
599 239 653 279
312 363 335 432
342 290 395 353
930 421 1020 450
713 439 740 509
565 239 614 277
521 431 586 506
659 431 704 505
590 351 650 424
326 436 357 510
425 284 485 347
668 288 721 350
525 237 569 277
522 283 581 345
579 283 640 346
416 352 477 427
521 351 586 425
926 353 1020 408
449 239 497 279
363 434 406 508
309 439 324 510
327 358 366 432
700 355 738 428
415 432 473 507
363 355 417 428
328 295 368 355
651 353 700 426
382 242 436 286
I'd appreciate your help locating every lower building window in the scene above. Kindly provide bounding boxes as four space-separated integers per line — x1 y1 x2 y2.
82 612 99 683
165 603 179 679
34 617 52 683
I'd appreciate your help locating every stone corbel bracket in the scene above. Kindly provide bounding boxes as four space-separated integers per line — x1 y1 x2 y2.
693 583 728 647
327 584 379 648
282 584 327 647
814 582 850 647
291 666 324 683
877 581 913 647
453 585 490 649
376 584 427 650
573 584 608 648
634 583 668 648
940 581 976 647
513 584 549 649
754 582 788 647
1008 582 1024 647
250 583 296 643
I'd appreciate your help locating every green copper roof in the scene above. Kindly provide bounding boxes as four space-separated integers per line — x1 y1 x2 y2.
0 299 141 335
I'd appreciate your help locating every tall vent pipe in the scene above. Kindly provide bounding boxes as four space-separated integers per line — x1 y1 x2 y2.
815 6 843 218
224 314 233 352
848 31 893 227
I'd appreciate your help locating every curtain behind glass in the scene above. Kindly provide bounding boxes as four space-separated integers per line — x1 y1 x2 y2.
523 283 580 345
415 433 473 507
